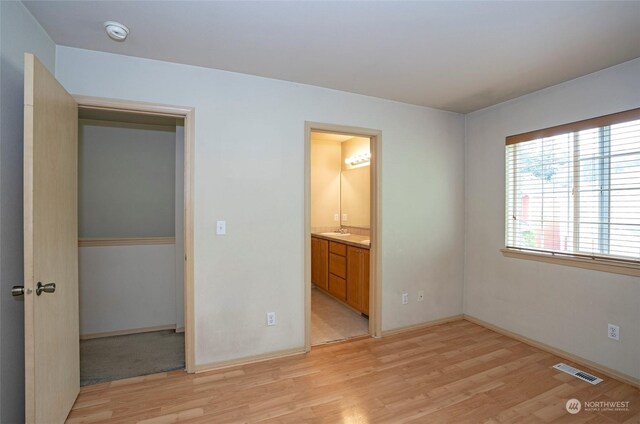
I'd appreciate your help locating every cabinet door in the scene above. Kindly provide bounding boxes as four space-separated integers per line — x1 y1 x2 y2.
347 246 370 314
311 237 328 290
362 249 370 315
329 274 347 301
329 253 347 279
346 246 364 311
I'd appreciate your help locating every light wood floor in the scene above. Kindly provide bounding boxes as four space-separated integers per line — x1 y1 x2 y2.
66 320 639 423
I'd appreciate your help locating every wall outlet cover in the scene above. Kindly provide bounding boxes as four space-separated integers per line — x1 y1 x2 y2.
267 312 276 326
216 220 226 235
608 323 619 340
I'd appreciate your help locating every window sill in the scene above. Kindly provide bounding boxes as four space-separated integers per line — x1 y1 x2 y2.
500 248 640 277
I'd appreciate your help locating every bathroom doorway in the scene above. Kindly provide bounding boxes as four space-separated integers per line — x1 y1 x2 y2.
305 123 381 350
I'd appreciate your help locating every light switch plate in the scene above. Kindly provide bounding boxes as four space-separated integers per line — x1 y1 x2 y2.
216 220 226 235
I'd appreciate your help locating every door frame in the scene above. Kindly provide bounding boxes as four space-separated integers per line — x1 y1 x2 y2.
304 122 382 351
74 95 196 372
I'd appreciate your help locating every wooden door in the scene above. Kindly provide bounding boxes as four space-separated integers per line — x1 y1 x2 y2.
23 53 79 423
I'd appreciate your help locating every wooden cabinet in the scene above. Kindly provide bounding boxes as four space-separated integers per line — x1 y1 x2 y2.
312 236 369 315
328 273 347 301
311 237 328 290
347 246 370 315
329 241 347 256
328 241 347 300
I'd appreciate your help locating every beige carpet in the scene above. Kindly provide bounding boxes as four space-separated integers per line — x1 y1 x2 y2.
311 286 368 345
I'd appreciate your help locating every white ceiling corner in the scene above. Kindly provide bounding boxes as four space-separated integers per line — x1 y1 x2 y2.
23 1 640 114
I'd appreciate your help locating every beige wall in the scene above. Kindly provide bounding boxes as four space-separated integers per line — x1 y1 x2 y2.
465 58 640 381
341 167 370 228
310 139 341 230
341 137 370 228
341 136 370 171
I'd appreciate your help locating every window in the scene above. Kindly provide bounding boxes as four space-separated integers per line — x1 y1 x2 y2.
505 108 640 272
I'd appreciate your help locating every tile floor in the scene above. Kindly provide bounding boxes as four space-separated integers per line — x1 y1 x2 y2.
311 286 369 345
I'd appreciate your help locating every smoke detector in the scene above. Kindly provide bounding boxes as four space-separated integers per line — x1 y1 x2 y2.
104 21 129 41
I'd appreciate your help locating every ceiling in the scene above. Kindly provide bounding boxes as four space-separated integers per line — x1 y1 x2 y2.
24 1 640 114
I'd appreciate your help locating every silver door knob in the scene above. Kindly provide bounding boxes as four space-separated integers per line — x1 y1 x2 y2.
36 282 55 296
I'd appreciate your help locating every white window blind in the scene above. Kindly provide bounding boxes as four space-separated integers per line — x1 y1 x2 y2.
505 108 640 263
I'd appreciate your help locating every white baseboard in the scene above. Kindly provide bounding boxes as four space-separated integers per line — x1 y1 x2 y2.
80 324 177 340
381 314 464 337
464 314 640 389
194 347 306 374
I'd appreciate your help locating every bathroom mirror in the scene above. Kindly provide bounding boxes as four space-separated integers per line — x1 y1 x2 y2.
340 136 370 229
340 166 370 228
310 132 370 231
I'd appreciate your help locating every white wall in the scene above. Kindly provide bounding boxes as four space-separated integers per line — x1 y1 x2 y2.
79 120 176 238
0 2 56 422
56 46 466 366
310 139 341 230
465 58 640 381
79 245 177 335
175 125 185 330
78 120 184 335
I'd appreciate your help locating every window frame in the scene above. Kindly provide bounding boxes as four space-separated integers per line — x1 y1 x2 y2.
502 108 640 277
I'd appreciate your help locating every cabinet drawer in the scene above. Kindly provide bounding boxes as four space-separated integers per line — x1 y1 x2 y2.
329 253 346 278
328 274 346 301
329 241 347 256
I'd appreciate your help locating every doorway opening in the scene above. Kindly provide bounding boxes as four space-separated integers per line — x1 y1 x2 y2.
305 123 381 350
75 99 195 384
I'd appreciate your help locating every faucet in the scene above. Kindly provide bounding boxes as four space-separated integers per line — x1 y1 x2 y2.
338 227 349 234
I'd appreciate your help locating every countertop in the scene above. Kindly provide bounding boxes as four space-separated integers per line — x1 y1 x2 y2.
311 232 370 249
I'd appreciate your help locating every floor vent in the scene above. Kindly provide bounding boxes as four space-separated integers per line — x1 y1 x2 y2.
553 363 603 385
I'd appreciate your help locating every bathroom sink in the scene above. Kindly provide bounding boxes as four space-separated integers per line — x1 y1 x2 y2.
319 232 351 236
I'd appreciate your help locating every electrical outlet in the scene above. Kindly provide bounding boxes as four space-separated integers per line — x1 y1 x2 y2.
267 312 276 326
342 213 348 221
402 293 409 305
216 220 226 235
608 323 619 341
334 213 339 222
418 290 424 301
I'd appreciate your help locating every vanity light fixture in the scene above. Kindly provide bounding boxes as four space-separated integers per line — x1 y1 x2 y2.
104 21 129 41
345 152 371 166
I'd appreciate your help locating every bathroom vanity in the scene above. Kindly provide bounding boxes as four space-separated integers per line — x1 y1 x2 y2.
311 233 370 315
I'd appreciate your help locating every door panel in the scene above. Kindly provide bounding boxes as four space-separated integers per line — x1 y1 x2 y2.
24 53 79 423
311 237 328 290
346 247 363 311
